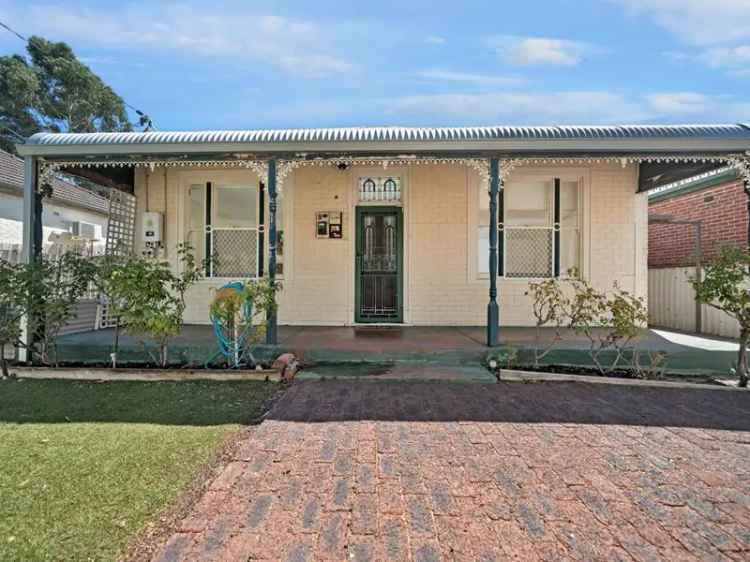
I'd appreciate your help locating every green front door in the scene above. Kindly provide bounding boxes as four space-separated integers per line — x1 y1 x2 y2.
355 207 403 323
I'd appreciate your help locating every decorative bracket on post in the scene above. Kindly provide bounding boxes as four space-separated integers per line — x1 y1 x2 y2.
727 156 750 253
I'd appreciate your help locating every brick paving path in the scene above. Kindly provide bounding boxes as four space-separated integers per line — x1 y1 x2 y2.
153 381 750 562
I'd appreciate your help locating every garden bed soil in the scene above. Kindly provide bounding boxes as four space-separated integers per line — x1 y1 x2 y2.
497 365 742 390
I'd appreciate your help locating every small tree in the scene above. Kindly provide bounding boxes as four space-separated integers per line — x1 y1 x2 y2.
0 260 28 377
106 244 203 367
691 246 750 387
25 252 97 365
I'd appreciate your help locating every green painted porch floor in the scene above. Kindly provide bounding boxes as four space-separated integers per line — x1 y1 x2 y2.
52 325 742 378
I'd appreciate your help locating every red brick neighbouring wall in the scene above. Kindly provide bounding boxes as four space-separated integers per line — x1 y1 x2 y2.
648 179 748 269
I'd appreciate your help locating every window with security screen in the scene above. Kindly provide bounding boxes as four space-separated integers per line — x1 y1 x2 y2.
505 180 554 278
185 182 260 278
477 174 581 279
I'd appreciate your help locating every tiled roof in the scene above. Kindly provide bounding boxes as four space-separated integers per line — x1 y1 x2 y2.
0 149 109 215
23 124 750 147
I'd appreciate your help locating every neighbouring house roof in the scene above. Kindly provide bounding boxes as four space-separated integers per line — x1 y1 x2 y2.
648 167 740 203
0 149 109 215
17 123 750 157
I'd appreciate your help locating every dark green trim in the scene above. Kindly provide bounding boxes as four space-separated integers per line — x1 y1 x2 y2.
649 168 738 203
498 184 504 277
205 182 212 277
487 158 500 347
266 159 278 345
258 181 265 277
355 206 404 323
553 177 560 277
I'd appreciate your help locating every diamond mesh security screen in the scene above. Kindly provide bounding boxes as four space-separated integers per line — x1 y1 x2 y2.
212 229 258 278
505 228 553 278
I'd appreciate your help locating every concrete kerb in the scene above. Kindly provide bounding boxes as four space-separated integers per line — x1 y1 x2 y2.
497 368 745 391
11 366 283 383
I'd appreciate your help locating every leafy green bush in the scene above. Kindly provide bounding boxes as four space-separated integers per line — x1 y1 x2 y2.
26 252 98 365
0 259 28 377
104 244 203 367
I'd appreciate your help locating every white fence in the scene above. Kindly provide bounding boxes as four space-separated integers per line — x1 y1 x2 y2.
648 267 740 339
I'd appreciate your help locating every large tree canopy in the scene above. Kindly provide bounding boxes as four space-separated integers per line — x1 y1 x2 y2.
0 36 132 153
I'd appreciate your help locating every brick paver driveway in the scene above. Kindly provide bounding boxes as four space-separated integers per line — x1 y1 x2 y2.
154 381 750 561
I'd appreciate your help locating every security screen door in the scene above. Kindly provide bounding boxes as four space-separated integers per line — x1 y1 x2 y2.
355 207 403 323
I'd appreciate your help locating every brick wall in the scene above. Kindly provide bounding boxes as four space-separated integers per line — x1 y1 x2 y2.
136 162 645 326
648 179 748 269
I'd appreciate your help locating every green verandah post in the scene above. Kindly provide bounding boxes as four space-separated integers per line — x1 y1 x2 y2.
487 157 500 347
266 158 278 345
20 156 42 362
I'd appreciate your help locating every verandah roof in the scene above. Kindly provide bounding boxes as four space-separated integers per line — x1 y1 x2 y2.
17 123 750 157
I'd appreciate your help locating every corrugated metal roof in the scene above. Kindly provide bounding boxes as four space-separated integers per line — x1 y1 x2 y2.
0 149 109 214
24 123 750 147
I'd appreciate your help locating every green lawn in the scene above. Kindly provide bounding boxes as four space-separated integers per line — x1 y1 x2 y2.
0 378 278 562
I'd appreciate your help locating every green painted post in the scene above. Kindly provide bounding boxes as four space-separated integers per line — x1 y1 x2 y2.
21 157 42 363
487 158 500 347
266 159 278 345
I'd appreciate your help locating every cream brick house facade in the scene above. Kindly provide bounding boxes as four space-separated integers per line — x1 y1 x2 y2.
132 161 646 327
17 124 750 346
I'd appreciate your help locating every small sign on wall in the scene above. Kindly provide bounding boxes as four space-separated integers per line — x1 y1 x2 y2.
316 211 343 239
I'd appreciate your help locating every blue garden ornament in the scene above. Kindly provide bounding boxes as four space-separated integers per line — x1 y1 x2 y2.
207 281 256 368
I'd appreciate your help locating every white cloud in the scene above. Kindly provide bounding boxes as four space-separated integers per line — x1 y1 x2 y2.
415 69 525 86
663 46 750 78
383 90 750 124
700 45 750 75
645 92 712 115
384 91 653 124
279 54 352 79
485 36 595 66
14 3 354 79
612 0 750 45
425 35 446 45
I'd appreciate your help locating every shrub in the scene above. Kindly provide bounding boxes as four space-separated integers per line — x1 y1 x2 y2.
0 259 28 377
105 244 203 367
567 276 649 375
26 252 98 365
529 270 655 376
526 277 569 366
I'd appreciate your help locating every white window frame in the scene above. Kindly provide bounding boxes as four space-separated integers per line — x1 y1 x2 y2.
208 183 261 279
470 167 588 282
178 170 262 281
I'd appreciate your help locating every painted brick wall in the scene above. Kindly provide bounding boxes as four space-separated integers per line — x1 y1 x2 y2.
648 179 748 269
135 162 645 326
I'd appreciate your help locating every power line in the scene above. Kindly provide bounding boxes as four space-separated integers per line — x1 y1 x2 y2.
0 124 27 143
0 20 156 131
0 20 26 42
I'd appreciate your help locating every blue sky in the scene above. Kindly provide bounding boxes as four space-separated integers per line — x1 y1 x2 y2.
1 0 749 130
